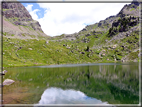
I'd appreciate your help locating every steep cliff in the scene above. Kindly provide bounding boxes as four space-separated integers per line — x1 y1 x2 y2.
1 0 49 39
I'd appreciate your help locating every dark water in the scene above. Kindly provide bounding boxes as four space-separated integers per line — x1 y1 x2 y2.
3 62 139 104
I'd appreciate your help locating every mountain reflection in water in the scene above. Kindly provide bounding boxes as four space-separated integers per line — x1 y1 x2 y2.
4 63 139 104
38 87 109 104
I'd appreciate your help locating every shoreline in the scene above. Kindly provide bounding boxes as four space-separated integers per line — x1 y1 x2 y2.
3 60 139 68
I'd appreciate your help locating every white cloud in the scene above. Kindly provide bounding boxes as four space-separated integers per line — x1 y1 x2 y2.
30 9 40 20
25 4 40 20
25 4 33 12
27 3 129 36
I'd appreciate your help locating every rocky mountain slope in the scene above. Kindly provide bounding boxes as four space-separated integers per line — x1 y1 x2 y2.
49 1 140 62
52 1 140 41
1 0 49 39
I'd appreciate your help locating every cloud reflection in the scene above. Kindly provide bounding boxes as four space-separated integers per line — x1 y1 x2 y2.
38 87 109 104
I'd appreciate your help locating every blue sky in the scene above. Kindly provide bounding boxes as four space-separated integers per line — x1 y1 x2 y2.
22 3 45 19
17 0 132 36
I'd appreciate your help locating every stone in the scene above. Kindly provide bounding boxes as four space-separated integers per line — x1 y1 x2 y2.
80 52 85 54
134 59 137 62
28 48 32 50
67 47 70 49
112 45 117 49
85 33 91 37
18 47 22 50
98 22 102 27
81 28 87 31
102 53 105 56
47 83 49 87
46 41 49 44
29 78 33 81
3 79 15 86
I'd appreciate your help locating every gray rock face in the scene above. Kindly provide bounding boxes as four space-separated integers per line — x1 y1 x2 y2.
2 0 49 38
2 2 43 32
2 2 32 18
117 1 140 17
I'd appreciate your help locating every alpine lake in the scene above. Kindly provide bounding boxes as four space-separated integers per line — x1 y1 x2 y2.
3 62 140 105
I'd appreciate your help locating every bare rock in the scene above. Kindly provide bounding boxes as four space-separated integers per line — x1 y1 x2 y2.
3 79 15 86
85 33 91 37
28 48 32 50
2 1 48 38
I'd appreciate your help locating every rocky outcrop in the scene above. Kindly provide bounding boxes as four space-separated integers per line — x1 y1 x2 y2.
2 2 32 19
117 1 140 17
2 0 49 39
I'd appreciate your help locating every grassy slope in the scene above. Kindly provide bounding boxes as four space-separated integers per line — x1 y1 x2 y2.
3 37 100 67
3 25 139 67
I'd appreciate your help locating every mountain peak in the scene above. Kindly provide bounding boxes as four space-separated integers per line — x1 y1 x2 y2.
116 0 140 18
132 0 140 6
2 1 49 39
2 1 33 20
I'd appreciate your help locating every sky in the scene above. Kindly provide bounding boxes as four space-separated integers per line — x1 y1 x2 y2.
17 0 132 36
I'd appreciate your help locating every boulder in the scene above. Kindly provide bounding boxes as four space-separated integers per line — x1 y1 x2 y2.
112 45 117 49
67 47 70 49
18 47 22 50
46 41 49 44
81 28 87 31
98 22 102 27
28 48 32 50
85 33 91 37
80 52 85 54
3 79 15 86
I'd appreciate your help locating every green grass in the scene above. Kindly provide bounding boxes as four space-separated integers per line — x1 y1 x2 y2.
3 31 139 68
3 9 9 11
11 34 14 36
130 8 135 11
3 37 95 67
3 32 7 36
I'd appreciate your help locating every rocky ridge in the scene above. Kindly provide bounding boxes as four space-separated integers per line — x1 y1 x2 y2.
51 0 140 42
1 0 49 39
49 0 140 62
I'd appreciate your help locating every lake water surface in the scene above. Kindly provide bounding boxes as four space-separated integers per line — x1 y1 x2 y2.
3 62 139 105
37 87 109 105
